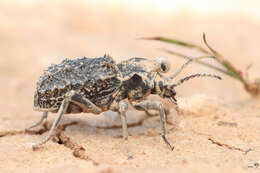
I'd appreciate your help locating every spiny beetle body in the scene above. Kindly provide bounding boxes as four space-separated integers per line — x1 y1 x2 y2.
28 54 221 158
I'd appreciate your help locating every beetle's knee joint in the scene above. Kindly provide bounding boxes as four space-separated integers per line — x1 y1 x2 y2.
158 103 164 110
64 90 76 99
119 101 128 113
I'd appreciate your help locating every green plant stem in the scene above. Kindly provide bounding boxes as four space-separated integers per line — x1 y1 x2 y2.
140 37 210 54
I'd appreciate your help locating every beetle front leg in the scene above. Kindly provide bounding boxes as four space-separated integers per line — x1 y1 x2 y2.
132 100 174 151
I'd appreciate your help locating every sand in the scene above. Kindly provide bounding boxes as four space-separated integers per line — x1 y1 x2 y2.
0 2 260 173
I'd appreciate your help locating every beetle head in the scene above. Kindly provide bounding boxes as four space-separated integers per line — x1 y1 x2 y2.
156 80 177 104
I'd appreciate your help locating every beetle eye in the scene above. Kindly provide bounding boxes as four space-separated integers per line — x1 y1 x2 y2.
156 56 171 73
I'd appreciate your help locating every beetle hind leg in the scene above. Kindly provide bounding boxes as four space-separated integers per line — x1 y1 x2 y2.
68 91 102 114
25 112 48 131
31 90 102 150
132 100 174 151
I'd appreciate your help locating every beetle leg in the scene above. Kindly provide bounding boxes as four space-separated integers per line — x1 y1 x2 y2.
32 97 70 150
25 112 48 131
32 90 102 150
118 100 133 159
68 91 102 114
145 107 170 117
132 100 174 151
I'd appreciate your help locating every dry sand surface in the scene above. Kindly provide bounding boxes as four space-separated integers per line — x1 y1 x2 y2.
0 2 260 173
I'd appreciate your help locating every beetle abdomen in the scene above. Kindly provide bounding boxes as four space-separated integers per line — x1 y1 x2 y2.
34 55 122 112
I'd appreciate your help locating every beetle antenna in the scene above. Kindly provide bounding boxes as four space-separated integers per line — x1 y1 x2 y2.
170 55 215 79
173 73 222 87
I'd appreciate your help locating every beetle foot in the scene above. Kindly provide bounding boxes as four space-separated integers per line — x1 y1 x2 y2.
162 135 174 151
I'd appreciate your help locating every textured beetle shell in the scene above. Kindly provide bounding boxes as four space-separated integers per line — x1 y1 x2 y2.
34 55 122 112
117 57 160 88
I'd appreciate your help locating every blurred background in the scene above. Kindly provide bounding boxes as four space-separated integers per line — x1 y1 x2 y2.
1 0 260 116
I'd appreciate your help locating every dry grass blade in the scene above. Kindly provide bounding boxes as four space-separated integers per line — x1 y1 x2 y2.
139 36 210 54
245 64 253 81
202 33 244 81
208 137 246 152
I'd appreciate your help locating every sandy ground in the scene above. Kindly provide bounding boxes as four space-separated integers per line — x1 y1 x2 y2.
0 2 260 173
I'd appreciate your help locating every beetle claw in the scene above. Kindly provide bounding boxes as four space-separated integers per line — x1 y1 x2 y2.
170 97 177 105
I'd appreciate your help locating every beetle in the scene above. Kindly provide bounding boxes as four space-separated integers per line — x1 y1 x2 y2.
27 54 221 157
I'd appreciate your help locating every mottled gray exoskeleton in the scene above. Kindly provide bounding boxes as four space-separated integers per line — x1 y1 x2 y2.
28 54 221 157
